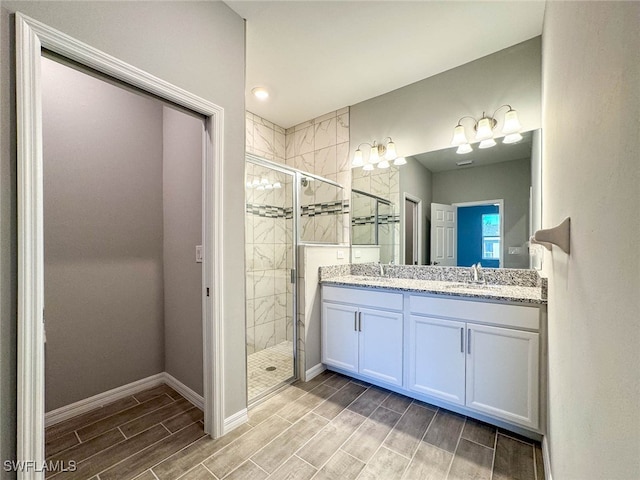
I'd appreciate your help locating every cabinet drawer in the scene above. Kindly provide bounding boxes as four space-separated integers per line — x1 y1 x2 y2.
409 295 539 331
323 285 403 311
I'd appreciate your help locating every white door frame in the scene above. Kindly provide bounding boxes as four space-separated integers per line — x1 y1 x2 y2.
16 13 225 479
453 199 504 267
402 193 422 265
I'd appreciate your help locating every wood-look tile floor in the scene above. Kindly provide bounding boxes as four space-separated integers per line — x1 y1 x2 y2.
45 372 545 480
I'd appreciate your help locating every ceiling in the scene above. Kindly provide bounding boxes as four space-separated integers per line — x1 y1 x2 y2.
225 1 546 129
413 130 534 173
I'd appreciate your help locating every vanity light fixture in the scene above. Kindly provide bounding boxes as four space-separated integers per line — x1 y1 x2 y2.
351 137 404 171
246 177 282 190
451 105 523 154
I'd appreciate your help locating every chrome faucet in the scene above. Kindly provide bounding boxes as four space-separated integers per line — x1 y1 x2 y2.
379 262 384 277
469 263 485 284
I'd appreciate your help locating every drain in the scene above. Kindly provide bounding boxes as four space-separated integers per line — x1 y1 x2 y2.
265 366 276 371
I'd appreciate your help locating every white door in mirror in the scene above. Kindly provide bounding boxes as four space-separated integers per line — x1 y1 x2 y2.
431 203 457 266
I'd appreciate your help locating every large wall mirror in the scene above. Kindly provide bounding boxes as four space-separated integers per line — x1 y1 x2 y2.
350 129 542 269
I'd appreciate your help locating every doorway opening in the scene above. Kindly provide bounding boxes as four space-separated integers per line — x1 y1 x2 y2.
404 195 421 265
16 14 225 473
430 199 504 267
41 53 205 413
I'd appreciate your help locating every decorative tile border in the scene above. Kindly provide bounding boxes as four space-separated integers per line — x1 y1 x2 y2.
300 200 346 217
351 214 400 226
246 203 293 219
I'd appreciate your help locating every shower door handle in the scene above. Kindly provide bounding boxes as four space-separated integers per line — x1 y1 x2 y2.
354 311 358 331
290 269 296 284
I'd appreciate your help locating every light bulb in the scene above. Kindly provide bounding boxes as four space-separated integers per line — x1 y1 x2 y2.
456 143 473 154
502 108 522 134
369 144 380 164
265 184 273 190
251 87 269 100
272 182 282 189
377 160 390 169
246 182 252 189
393 156 407 166
503 133 523 144
384 141 397 160
479 138 497 149
260 178 269 185
363 163 374 171
352 148 364 167
451 125 468 146
251 178 260 187
256 185 265 191
475 117 494 141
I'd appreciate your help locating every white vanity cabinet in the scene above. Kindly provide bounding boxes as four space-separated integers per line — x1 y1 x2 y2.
407 315 466 405
321 283 544 434
408 295 540 430
322 286 404 387
465 323 539 428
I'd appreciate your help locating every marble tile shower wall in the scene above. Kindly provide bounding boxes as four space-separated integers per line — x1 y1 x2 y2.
245 125 293 354
246 110 351 374
352 166 401 264
285 108 351 245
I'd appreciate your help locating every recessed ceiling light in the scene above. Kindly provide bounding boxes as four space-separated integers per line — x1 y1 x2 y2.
456 159 474 166
251 87 269 100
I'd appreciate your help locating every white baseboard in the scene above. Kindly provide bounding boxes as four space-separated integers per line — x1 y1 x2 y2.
224 408 248 435
305 363 326 382
45 373 166 427
542 435 553 480
162 373 204 410
45 372 206 428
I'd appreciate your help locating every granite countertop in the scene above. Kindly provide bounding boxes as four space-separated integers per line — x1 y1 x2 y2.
319 266 547 305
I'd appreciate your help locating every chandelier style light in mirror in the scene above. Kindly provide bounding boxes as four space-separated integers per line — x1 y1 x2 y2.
351 137 406 171
246 177 282 190
451 105 523 154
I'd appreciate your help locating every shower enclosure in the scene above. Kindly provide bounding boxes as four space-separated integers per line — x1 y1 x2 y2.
351 189 397 264
245 155 344 403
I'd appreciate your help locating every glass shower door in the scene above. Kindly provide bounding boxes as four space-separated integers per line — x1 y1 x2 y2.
245 159 296 403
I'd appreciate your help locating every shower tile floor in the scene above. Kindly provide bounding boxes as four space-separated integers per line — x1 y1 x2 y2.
248 341 295 401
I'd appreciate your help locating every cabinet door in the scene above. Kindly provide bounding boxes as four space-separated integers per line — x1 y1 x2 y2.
466 324 539 429
407 315 466 405
358 307 404 386
321 302 359 373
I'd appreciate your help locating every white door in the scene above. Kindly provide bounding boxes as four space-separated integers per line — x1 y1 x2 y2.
358 307 404 386
466 324 539 429
431 203 457 266
321 302 359 373
407 315 466 405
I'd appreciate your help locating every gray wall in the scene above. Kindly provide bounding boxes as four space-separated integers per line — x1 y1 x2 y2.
542 3 640 479
163 106 204 395
432 158 531 269
0 2 245 473
42 57 165 411
398 156 432 265
350 37 542 160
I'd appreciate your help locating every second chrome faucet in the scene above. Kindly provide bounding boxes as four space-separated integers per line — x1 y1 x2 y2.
469 263 485 284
